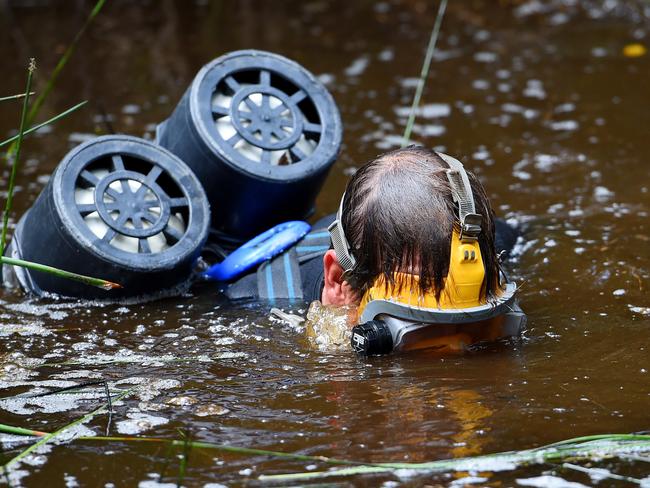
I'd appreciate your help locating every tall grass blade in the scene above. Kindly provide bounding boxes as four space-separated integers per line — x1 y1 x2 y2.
0 256 122 290
0 387 133 474
0 100 88 149
1 59 35 255
0 92 35 103
2 425 650 482
21 0 106 138
258 434 650 482
0 424 46 437
177 431 192 487
401 0 448 147
76 436 368 467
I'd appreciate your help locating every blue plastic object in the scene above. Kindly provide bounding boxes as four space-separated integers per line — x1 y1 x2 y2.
204 221 311 282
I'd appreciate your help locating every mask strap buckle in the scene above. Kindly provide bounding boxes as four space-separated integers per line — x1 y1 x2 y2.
327 192 357 274
439 153 483 242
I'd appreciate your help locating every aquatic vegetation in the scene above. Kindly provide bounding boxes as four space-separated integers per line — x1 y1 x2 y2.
2 417 650 484
401 0 448 147
0 0 118 290
1 0 650 485
0 387 133 475
259 434 650 482
0 101 88 149
16 0 107 148
0 92 34 103
1 58 35 254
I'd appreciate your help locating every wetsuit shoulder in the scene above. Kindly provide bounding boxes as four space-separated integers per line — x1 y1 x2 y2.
224 214 333 302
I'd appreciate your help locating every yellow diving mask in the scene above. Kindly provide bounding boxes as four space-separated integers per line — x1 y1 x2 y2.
328 152 526 355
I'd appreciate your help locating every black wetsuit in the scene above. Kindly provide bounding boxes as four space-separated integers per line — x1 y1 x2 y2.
225 215 519 302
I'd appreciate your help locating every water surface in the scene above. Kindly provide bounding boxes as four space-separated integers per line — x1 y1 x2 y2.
1 0 650 485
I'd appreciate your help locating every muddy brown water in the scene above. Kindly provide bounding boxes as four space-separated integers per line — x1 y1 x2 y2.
1 0 650 486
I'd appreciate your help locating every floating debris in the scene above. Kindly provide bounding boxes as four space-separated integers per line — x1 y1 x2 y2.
270 308 305 330
116 412 168 435
195 404 230 417
623 43 646 58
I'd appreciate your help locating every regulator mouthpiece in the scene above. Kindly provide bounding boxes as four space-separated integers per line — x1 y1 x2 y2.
350 320 393 356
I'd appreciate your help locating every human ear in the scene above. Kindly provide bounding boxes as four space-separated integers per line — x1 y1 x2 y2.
321 250 358 306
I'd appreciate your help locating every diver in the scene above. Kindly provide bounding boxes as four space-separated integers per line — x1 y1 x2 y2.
224 145 525 354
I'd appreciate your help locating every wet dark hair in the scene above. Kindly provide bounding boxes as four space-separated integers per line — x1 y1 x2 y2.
341 145 502 301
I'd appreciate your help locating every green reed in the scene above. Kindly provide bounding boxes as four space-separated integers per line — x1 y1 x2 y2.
401 0 448 147
259 433 650 482
1 59 35 254
0 89 117 289
0 100 87 149
11 0 107 155
0 256 121 290
3 419 650 482
0 92 35 103
0 388 134 474
0 0 120 290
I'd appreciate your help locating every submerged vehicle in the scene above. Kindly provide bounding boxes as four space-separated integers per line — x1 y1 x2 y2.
2 50 343 301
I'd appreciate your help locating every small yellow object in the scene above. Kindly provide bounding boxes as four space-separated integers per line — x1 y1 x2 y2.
623 43 646 58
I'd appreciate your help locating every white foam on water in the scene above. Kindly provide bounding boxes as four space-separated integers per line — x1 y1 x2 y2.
509 236 537 262
64 474 80 488
593 186 614 202
378 48 394 62
555 103 575 113
411 123 446 137
115 378 181 402
344 56 370 77
514 171 532 181
394 103 450 119
452 457 518 473
474 51 497 63
0 321 52 337
4 468 30 487
523 79 547 99
116 411 169 435
592 47 608 57
317 73 334 85
450 476 488 486
533 154 561 172
472 148 490 160
502 103 539 119
122 104 141 115
516 475 589 487
138 481 177 488
3 302 68 320
375 134 405 150
550 120 579 131
472 79 490 90
195 404 230 417
0 389 107 415
628 305 650 316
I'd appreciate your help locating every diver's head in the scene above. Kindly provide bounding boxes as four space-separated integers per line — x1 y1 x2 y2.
322 145 502 308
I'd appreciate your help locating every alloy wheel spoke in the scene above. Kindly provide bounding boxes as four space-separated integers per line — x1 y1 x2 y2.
224 76 240 93
111 155 125 171
138 238 151 254
259 70 271 86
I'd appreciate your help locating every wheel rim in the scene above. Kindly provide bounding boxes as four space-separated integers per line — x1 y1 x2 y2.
204 56 329 167
59 138 206 262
